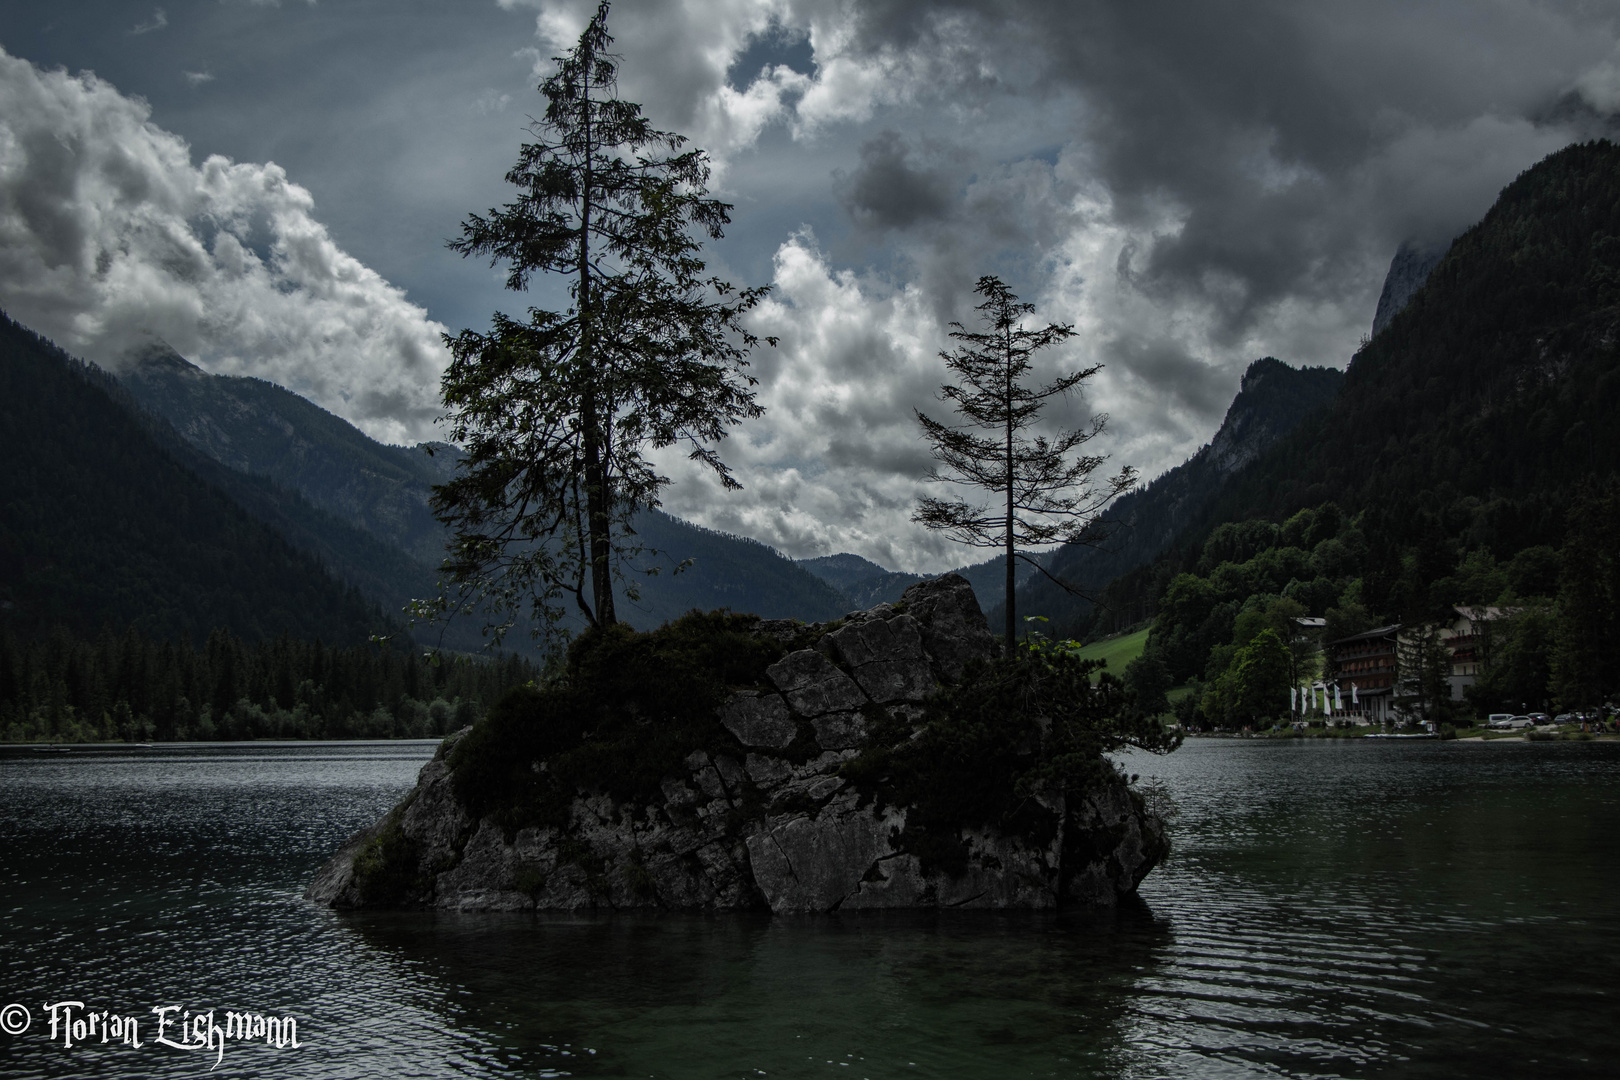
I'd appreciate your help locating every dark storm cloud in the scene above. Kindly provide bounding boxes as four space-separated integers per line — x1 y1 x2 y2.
1102 336 1232 421
837 0 1616 337
836 130 953 229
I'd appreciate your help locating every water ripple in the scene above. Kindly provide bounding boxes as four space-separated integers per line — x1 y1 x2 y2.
2 739 1618 1077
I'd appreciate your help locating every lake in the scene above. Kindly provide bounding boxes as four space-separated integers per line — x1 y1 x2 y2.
1 737 1617 1078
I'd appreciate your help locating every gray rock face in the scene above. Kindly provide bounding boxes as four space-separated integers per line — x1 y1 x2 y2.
767 650 868 715
824 612 934 703
307 573 1167 914
1372 237 1451 338
719 692 797 749
899 573 997 680
809 711 867 750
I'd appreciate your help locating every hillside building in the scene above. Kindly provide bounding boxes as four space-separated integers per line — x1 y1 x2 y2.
1437 605 1514 701
1323 624 1401 725
1323 607 1513 724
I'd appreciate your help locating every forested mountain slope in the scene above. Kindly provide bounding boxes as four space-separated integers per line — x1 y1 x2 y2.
0 314 391 646
1186 139 1620 621
795 551 1037 613
1110 142 1620 722
611 511 852 627
1002 357 1343 638
115 341 857 633
1371 238 1451 338
119 344 453 567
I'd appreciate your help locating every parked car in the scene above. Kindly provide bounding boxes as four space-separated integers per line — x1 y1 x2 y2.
1487 713 1514 726
1488 715 1535 730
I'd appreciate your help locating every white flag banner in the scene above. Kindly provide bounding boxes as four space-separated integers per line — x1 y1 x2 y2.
1291 687 1297 711
1352 683 1359 704
1335 685 1343 711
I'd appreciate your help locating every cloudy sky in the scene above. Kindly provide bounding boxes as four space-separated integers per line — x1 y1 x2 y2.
3 1 1619 571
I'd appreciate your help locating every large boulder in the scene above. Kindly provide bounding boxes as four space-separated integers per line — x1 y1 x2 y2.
307 573 1166 913
898 573 997 680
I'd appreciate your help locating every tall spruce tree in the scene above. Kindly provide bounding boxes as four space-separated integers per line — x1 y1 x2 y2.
914 276 1133 645
1551 478 1620 710
431 1 772 643
1394 624 1455 726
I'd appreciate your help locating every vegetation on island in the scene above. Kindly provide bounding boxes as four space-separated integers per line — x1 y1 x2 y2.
437 608 1177 884
448 611 789 836
842 638 1179 876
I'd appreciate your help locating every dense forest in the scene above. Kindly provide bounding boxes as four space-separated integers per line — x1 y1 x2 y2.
1124 480 1618 727
1193 141 1620 600
1003 357 1344 639
0 623 538 743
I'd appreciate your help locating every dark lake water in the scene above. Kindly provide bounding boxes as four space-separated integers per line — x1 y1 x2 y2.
1 737 1617 1079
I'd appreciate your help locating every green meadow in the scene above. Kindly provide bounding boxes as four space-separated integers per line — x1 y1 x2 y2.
1066 627 1149 673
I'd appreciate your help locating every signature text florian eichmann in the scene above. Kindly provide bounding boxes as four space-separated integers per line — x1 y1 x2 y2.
2 999 300 1068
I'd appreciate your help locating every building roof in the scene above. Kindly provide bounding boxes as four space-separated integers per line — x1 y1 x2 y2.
1325 623 1402 647
1452 604 1517 620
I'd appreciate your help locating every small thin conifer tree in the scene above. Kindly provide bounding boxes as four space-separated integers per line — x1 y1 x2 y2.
914 276 1134 646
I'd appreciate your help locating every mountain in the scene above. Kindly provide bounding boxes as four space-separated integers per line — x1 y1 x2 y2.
1001 357 1344 637
1130 139 1620 630
797 553 898 593
795 553 928 609
796 551 1037 613
118 344 453 566
0 313 392 646
1371 238 1451 338
611 512 851 626
113 345 856 636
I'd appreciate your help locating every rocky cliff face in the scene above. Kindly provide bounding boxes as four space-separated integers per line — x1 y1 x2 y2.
307 575 1167 914
1371 238 1451 338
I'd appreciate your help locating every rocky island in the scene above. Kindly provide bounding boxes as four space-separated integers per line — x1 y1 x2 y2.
307 574 1171 913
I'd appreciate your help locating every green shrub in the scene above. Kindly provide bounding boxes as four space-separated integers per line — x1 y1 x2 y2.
351 816 425 906
449 610 787 834
841 642 1181 876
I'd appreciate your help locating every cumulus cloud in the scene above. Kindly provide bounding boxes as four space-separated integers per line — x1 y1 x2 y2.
634 0 1616 569
653 225 1147 573
473 87 511 114
653 231 960 570
0 46 449 445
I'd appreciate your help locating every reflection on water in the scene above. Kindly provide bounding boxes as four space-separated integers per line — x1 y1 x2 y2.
0 739 1617 1078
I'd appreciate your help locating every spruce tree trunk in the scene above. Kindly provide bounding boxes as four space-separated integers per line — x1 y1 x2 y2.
1004 326 1016 649
577 40 614 627
1004 498 1015 648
